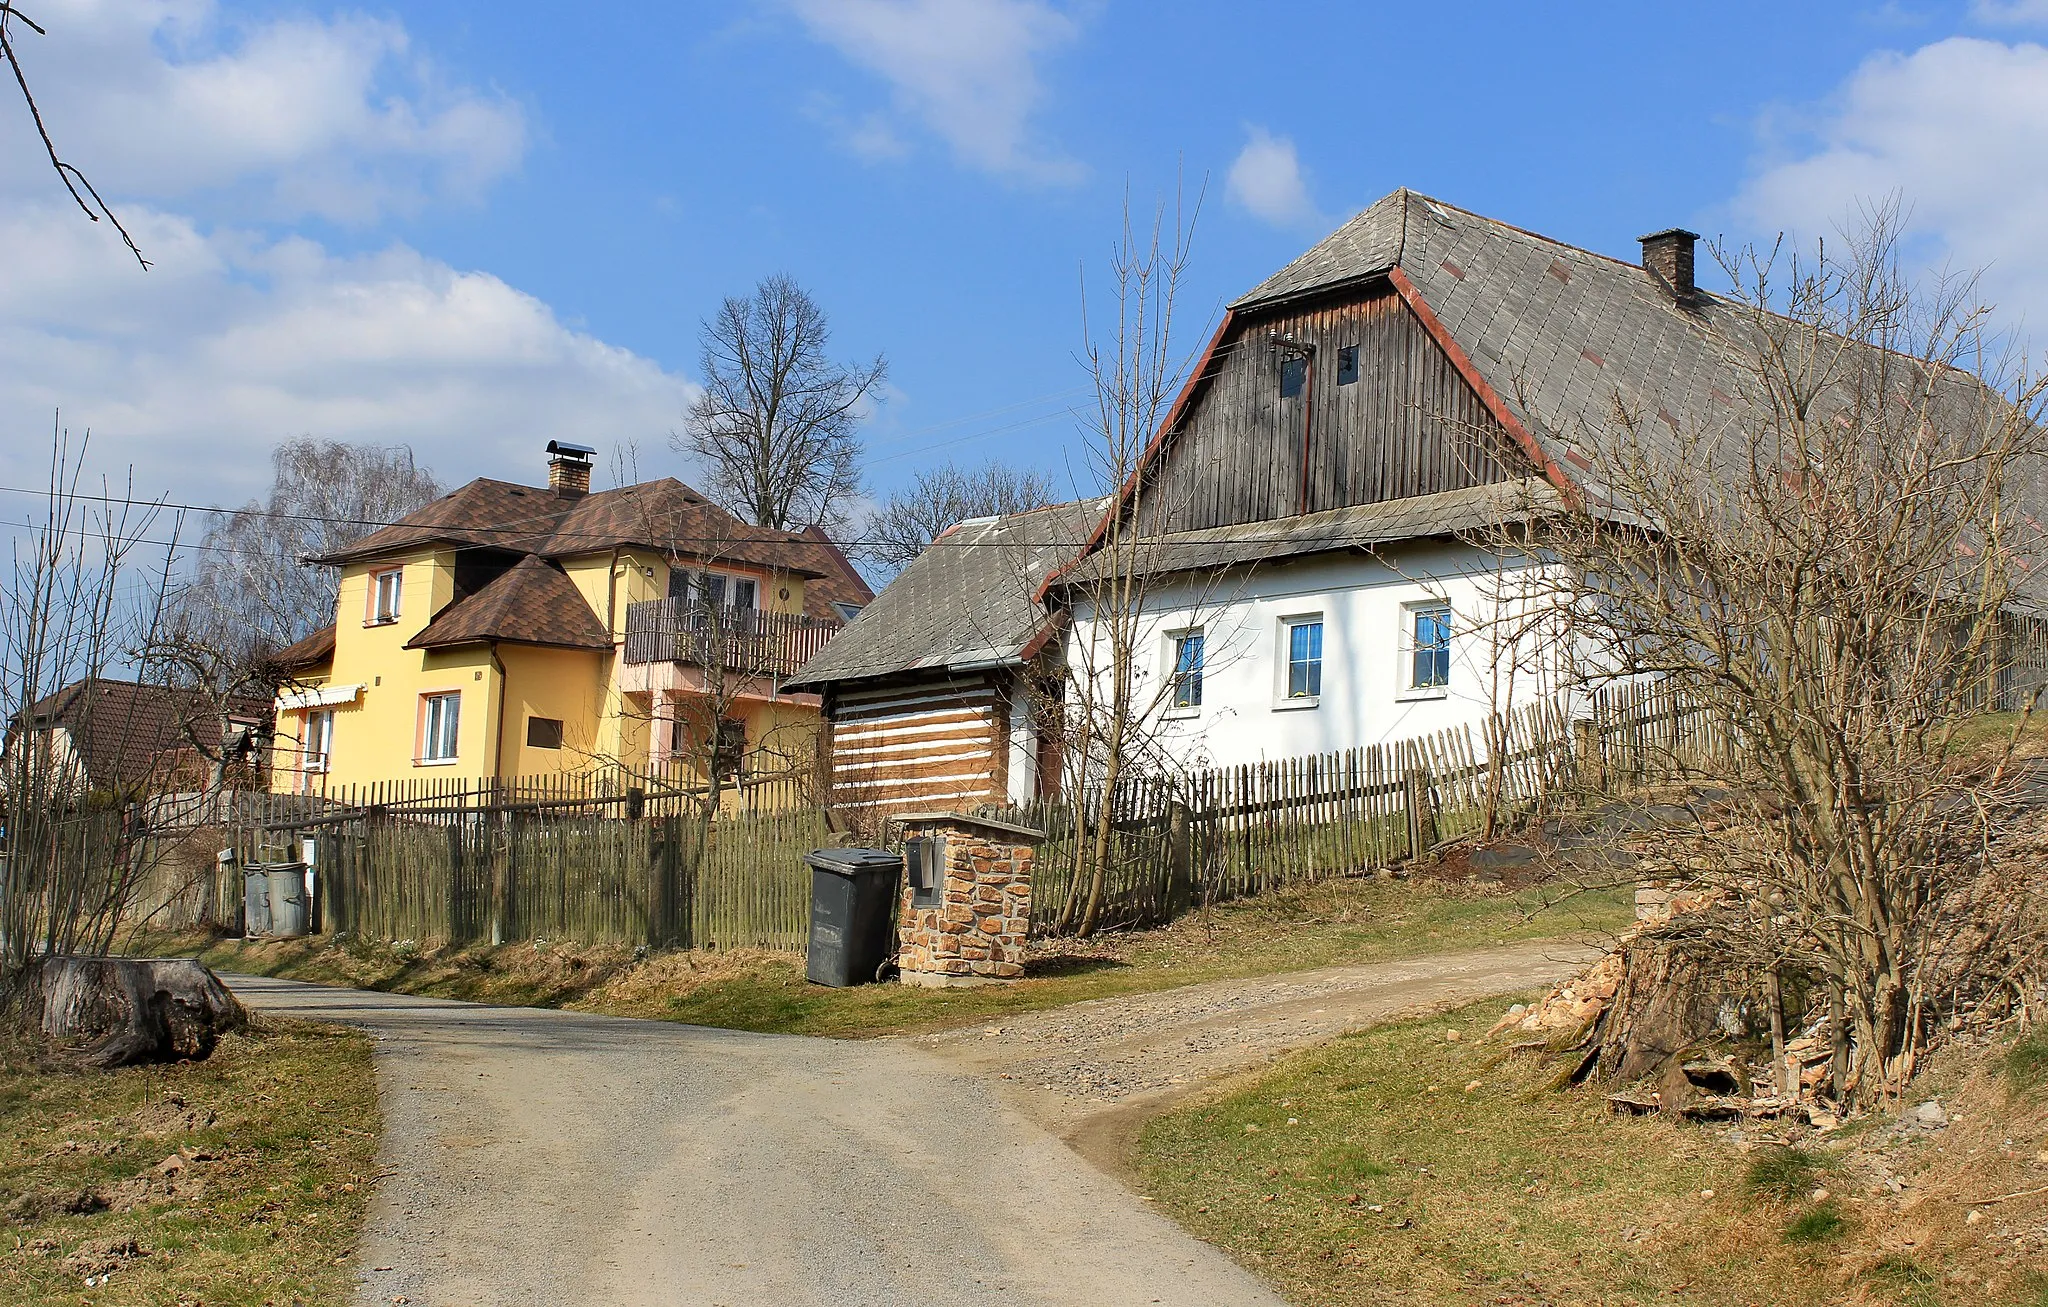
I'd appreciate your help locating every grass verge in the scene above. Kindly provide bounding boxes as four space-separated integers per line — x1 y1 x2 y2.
142 875 1630 1039
0 1019 379 1307
1134 997 2048 1307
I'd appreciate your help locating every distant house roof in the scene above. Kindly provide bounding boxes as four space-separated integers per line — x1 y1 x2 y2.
15 678 269 789
1055 480 1568 586
406 556 611 652
787 500 1102 690
310 475 873 604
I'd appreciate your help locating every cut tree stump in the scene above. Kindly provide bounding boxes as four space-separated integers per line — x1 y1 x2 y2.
28 957 247 1068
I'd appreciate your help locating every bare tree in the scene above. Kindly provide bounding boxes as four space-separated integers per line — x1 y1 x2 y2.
168 439 442 679
676 274 885 533
855 459 1056 577
0 425 199 991
1052 183 1204 936
1532 203 2048 1110
1 3 146 267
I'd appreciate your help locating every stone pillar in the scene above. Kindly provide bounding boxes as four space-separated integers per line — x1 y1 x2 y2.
896 813 1043 987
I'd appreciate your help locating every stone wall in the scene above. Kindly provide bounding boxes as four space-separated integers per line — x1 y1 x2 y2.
897 816 1036 987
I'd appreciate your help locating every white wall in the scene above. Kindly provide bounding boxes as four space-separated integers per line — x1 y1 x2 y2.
1063 541 1568 770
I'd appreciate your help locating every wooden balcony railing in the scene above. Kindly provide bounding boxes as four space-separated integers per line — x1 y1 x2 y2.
622 599 843 677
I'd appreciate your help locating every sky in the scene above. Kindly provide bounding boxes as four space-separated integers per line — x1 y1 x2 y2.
5 0 2048 535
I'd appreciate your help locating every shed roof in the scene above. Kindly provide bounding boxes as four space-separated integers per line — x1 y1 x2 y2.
786 499 1102 689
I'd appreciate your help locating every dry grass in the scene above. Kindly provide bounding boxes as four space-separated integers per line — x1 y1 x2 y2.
1135 998 2048 1307
0 1018 379 1307
140 874 1631 1040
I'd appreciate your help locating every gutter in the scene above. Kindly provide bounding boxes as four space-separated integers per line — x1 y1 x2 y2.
488 640 508 785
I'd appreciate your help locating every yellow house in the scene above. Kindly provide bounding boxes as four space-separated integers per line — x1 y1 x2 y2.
270 443 870 803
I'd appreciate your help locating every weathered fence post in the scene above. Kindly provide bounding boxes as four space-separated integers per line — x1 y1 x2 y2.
1404 765 1436 862
489 785 511 947
1573 718 1603 795
1165 799 1193 917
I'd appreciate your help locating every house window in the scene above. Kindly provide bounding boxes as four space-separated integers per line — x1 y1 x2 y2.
370 568 402 624
1169 630 1205 710
526 716 564 750
1337 344 1360 385
1408 602 1453 691
304 709 333 773
674 570 758 615
1282 616 1324 702
1279 355 1308 399
831 601 864 622
418 692 461 764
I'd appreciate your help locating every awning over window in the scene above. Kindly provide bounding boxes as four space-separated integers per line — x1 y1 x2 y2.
279 683 364 711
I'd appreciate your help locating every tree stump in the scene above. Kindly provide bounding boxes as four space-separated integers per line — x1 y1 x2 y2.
27 957 247 1068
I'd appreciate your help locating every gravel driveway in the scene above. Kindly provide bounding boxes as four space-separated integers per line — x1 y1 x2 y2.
229 977 1287 1307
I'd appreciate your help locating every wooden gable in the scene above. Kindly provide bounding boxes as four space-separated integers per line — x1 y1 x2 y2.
1134 284 1530 534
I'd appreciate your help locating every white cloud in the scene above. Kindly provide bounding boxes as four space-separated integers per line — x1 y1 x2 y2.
1973 1 2048 24
1735 37 2048 332
0 0 525 223
780 0 1083 184
1225 126 1320 228
0 202 695 508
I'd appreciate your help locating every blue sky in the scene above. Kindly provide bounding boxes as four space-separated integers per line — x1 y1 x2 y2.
5 0 2048 523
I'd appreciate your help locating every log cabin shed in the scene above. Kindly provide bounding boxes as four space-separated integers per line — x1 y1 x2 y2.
784 499 1102 816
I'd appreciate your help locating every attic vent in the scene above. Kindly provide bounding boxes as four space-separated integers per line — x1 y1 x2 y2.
1639 228 1700 305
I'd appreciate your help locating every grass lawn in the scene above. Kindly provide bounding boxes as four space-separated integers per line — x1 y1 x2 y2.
0 1019 379 1307
145 874 1633 1039
1135 997 2048 1307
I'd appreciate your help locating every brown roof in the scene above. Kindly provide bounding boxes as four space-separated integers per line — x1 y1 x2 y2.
790 524 874 620
272 624 335 672
405 556 610 652
16 678 270 789
311 478 565 563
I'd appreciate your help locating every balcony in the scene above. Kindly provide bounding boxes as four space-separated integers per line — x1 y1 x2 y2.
622 599 842 678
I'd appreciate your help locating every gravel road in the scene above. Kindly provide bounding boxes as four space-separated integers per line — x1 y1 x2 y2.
230 977 1287 1307
912 939 1603 1173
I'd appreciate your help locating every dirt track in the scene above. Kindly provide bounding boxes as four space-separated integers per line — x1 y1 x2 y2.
911 939 1601 1174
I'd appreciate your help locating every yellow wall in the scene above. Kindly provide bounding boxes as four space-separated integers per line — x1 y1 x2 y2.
272 543 823 798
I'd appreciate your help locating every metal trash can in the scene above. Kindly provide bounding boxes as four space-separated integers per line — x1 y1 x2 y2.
242 863 272 938
803 847 903 987
264 862 310 938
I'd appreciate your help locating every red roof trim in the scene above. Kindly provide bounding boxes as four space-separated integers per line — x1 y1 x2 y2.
1386 265 1582 508
1036 309 1237 602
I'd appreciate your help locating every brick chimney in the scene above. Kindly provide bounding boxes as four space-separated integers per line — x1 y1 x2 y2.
1639 228 1700 305
545 439 594 498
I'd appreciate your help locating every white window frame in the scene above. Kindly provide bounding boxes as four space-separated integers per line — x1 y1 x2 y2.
1274 613 1325 710
418 691 461 765
1398 598 1453 701
369 567 403 625
1164 627 1205 718
303 709 334 774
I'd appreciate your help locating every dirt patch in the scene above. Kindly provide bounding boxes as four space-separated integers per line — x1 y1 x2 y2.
130 1092 218 1139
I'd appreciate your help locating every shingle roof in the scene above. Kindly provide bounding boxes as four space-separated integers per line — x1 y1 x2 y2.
1225 188 1999 510
1056 480 1567 585
272 624 335 672
312 476 871 595
790 525 876 621
786 499 1102 689
16 679 269 788
405 556 610 651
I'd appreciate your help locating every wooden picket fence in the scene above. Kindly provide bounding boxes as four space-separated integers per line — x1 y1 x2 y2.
150 683 1734 950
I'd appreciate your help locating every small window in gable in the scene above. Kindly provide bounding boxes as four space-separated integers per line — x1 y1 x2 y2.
1279 355 1307 400
1337 345 1359 385
369 568 402 624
